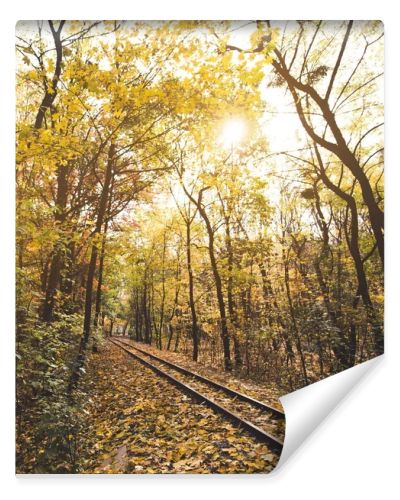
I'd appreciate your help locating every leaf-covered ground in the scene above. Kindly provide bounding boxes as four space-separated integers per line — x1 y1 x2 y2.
112 338 285 440
120 337 284 410
80 341 280 473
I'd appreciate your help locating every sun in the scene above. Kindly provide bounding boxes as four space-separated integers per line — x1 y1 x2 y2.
219 118 247 148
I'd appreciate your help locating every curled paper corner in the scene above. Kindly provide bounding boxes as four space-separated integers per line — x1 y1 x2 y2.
274 354 384 472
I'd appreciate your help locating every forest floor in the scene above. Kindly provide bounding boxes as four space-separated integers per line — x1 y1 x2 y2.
80 340 280 473
122 338 284 410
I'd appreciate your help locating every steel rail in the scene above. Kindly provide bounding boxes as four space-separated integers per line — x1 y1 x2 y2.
109 337 284 453
113 336 284 419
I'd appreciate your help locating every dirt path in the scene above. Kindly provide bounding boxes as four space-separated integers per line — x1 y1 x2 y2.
80 340 280 473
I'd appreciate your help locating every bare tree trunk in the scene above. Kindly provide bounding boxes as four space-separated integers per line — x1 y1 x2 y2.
182 186 232 371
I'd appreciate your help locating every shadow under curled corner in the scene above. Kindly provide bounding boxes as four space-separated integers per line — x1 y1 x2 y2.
272 354 384 474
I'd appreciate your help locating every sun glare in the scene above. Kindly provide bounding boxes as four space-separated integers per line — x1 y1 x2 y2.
219 119 247 147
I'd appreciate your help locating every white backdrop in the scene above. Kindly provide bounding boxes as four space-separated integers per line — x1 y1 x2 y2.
2 1 399 498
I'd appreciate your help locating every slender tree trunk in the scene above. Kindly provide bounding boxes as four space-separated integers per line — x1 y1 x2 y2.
92 223 109 353
143 280 151 344
166 324 174 351
61 239 76 300
94 174 114 329
157 233 167 350
135 289 143 341
164 253 181 351
203 216 232 370
224 216 242 368
42 162 69 321
185 221 199 361
283 249 309 385
182 186 232 371
69 143 115 391
349 289 361 366
311 188 351 368
258 259 294 360
93 236 106 327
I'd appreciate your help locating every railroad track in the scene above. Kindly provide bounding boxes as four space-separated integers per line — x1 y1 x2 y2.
109 336 285 453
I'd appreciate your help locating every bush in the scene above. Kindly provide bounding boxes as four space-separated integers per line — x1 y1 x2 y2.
16 312 95 473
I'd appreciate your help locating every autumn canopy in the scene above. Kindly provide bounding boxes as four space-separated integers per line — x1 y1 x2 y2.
16 20 383 473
